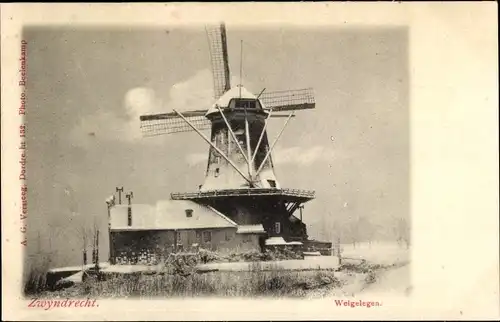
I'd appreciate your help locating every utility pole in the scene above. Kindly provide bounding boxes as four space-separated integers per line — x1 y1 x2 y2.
126 191 134 204
116 187 124 204
126 192 134 226
83 242 87 265
95 229 100 270
331 218 335 257
82 228 88 266
106 195 116 264
337 237 342 265
92 229 96 265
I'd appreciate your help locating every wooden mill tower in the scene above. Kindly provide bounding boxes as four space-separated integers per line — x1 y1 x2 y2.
140 24 316 245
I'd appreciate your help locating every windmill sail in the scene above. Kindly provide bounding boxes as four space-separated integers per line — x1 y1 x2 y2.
139 23 233 137
139 24 316 138
140 109 294 137
206 23 231 100
140 111 212 136
258 88 316 112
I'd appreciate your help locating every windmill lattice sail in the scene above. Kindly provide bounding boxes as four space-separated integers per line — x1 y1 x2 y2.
140 113 211 136
206 24 231 100
139 23 316 138
259 88 315 112
139 88 316 137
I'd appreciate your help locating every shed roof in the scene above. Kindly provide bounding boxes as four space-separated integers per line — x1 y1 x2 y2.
236 224 266 234
265 237 287 245
265 237 303 246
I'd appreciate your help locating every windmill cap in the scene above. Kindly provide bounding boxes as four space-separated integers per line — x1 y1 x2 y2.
206 86 265 116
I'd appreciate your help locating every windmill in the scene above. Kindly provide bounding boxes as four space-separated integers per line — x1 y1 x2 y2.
139 23 316 242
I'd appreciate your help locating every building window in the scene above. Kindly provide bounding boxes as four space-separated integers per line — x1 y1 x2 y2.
225 231 232 241
215 168 220 177
236 133 245 147
235 99 256 110
196 231 202 241
243 235 252 243
203 231 212 243
275 222 281 234
185 209 193 217
176 231 181 242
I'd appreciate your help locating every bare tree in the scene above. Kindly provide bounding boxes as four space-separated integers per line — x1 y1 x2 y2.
75 225 92 266
356 216 376 247
349 217 359 248
44 223 68 266
394 217 410 249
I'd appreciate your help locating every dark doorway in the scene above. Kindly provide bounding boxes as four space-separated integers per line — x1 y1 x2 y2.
258 236 266 253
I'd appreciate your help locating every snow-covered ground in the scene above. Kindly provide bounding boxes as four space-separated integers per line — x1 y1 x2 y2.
340 241 410 266
56 241 410 295
197 256 340 272
336 241 411 296
361 263 411 295
48 262 110 273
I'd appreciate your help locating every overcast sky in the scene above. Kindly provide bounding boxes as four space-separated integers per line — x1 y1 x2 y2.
24 25 408 267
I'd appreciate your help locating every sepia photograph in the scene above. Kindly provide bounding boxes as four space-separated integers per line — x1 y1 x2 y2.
21 22 410 300
1 3 498 321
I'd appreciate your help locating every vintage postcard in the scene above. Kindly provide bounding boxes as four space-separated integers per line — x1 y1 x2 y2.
1 3 499 321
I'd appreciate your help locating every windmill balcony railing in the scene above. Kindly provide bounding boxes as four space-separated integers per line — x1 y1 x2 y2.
171 188 316 200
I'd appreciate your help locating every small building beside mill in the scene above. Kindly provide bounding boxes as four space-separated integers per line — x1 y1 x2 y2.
109 200 269 264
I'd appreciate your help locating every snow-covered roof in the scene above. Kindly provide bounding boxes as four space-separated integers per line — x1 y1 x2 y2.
236 224 266 234
206 86 264 116
110 200 237 231
265 237 303 246
265 237 287 245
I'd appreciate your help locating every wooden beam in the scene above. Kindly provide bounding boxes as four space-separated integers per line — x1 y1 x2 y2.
245 114 253 180
255 111 295 177
174 109 252 185
250 107 273 166
289 203 300 215
220 24 231 92
216 105 250 165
